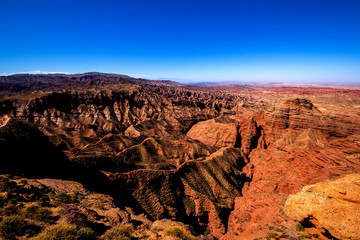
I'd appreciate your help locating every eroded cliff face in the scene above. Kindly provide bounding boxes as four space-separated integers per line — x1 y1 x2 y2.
107 147 248 238
224 98 360 239
1 77 360 239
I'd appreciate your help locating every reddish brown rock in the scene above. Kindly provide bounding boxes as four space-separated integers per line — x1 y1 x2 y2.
187 115 266 154
187 117 239 148
225 98 360 239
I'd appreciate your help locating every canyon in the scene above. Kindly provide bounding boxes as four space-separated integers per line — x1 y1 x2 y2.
0 73 359 239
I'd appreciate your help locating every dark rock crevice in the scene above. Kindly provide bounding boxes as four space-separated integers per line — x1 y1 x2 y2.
300 217 340 240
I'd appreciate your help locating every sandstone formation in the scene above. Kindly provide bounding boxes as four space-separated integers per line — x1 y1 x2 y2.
284 174 360 240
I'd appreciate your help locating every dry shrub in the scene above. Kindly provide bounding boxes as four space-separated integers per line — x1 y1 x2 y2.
101 223 134 240
165 226 196 240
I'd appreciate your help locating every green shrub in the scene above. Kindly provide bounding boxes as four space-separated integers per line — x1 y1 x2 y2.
266 232 280 239
23 204 52 223
20 179 28 186
101 224 134 240
25 227 43 238
0 215 27 239
53 192 84 205
8 198 18 205
0 195 6 207
54 193 74 204
38 195 51 206
76 227 96 240
72 191 85 202
0 203 21 216
239 213 252 223
296 223 304 231
0 176 17 194
300 233 312 239
0 176 11 192
36 223 78 240
183 196 195 214
165 226 196 240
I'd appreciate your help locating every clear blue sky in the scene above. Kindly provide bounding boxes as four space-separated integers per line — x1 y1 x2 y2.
1 0 360 82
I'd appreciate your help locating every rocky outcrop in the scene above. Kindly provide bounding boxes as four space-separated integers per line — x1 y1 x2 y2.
284 174 360 240
187 117 239 148
187 115 266 154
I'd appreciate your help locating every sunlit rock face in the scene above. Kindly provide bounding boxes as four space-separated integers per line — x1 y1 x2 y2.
284 174 360 240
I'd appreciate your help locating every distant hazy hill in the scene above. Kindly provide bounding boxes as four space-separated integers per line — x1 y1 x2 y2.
0 72 183 94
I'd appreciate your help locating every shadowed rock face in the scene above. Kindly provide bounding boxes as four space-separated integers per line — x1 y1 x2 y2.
0 117 71 177
108 147 249 237
1 74 360 239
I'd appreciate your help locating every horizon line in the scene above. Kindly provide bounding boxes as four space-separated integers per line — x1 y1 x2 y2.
1 70 360 85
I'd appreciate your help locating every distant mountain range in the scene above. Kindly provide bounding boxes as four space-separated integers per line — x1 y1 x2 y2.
0 72 183 94
2 72 359 90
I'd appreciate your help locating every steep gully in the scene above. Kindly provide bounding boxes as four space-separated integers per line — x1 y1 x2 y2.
1 84 360 239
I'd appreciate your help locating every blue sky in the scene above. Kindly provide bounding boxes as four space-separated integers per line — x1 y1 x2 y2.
1 0 360 82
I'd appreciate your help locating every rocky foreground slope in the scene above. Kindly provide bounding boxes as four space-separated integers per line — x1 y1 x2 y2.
284 174 360 240
0 73 360 239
